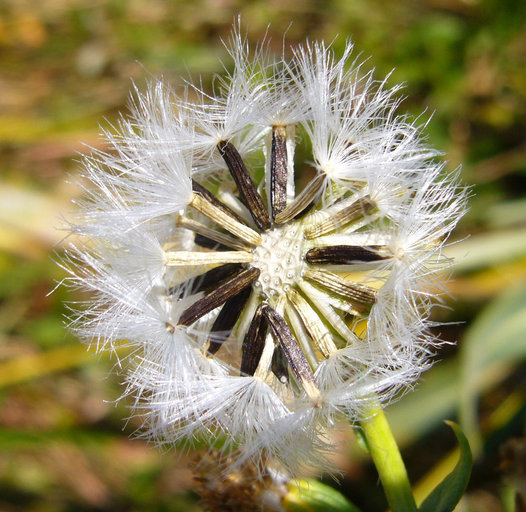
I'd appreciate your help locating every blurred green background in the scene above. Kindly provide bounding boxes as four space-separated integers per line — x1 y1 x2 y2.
1 1 526 510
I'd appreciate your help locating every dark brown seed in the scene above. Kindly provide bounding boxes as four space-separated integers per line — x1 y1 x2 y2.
168 263 243 297
207 287 252 355
192 263 244 294
193 233 231 252
217 140 271 231
271 345 289 384
274 173 325 224
192 179 246 225
305 245 389 265
270 125 288 218
178 268 260 326
240 304 268 376
262 304 319 400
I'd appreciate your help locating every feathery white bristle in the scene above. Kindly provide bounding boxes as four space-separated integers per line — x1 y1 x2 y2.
63 25 467 478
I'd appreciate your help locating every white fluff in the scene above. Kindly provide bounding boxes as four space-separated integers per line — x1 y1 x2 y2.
64 25 467 479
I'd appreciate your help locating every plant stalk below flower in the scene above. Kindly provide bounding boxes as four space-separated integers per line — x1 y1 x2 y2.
359 401 418 512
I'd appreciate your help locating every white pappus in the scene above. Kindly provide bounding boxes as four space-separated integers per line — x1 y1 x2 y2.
64 26 467 479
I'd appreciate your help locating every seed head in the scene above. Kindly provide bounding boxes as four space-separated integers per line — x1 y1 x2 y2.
64 25 467 478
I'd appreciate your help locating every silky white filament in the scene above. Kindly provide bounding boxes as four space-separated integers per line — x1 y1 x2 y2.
64 25 467 478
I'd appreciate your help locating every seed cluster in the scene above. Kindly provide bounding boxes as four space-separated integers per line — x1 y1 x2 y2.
167 136 383 401
66 32 466 476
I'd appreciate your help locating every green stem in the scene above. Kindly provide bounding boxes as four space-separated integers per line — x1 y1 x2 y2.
359 402 418 512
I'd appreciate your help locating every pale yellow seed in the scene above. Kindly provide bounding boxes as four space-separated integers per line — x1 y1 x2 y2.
304 269 377 304
190 193 262 246
165 250 253 266
177 215 252 251
287 288 338 357
274 174 325 224
304 195 376 239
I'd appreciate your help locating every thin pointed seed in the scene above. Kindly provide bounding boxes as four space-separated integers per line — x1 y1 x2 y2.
304 269 377 304
190 193 261 246
297 280 359 343
194 233 231 251
208 286 252 356
307 224 387 248
240 304 268 376
285 125 296 202
306 211 381 243
235 288 261 343
304 195 376 239
324 294 366 317
179 267 260 327
307 185 367 218
284 303 319 370
274 173 326 224
192 179 246 225
271 345 289 384
287 288 338 357
165 250 253 266
218 140 271 231
177 215 251 252
168 263 243 297
216 188 256 228
305 245 389 264
262 304 321 402
270 125 288 218
255 294 286 380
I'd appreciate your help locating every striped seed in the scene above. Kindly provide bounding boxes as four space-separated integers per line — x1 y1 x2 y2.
189 192 261 246
207 286 252 355
297 280 359 343
287 288 338 357
270 125 288 218
178 267 260 326
304 269 377 304
262 304 321 402
218 140 271 231
165 250 253 266
274 174 326 224
304 195 376 239
192 179 246 225
284 302 319 370
177 215 252 252
305 245 389 265
240 304 268 376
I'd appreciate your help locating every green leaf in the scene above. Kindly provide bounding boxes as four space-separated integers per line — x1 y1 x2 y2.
283 479 362 512
386 359 459 446
387 281 526 451
444 228 526 273
459 281 526 453
0 344 106 388
485 199 526 229
419 422 472 512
